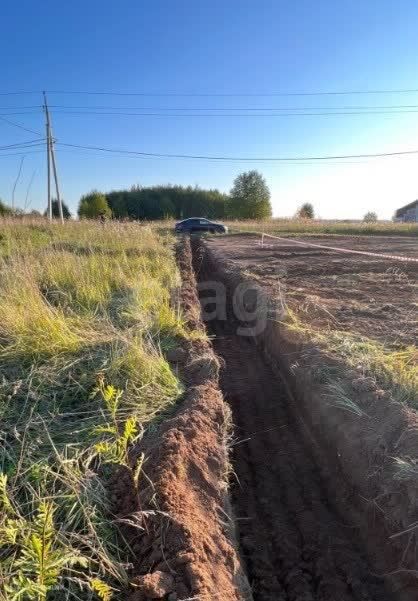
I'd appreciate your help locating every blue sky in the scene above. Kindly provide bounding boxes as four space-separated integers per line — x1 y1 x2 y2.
2 0 418 218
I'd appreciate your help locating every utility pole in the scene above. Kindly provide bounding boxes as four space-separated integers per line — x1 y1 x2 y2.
43 92 52 221
43 92 64 223
50 140 64 223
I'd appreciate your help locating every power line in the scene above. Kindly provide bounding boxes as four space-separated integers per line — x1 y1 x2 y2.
0 115 43 136
0 105 42 109
43 88 418 96
0 91 40 96
3 87 418 97
0 139 45 150
0 144 45 154
0 144 45 156
56 141 418 162
54 147 370 165
48 109 418 117
4 103 418 111
0 150 45 158
24 169 37 209
0 112 41 115
0 104 415 122
46 103 418 111
12 156 25 210
5 107 418 119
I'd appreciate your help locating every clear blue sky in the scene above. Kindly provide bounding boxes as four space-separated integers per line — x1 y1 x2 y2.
2 0 418 219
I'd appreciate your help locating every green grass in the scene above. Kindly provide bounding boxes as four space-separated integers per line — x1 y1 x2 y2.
225 218 418 237
285 308 418 408
98 217 418 237
0 220 188 600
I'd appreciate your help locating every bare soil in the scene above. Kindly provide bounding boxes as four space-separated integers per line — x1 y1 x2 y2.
111 239 249 601
195 239 396 600
192 234 418 601
110 235 418 600
205 234 418 347
210 323 391 600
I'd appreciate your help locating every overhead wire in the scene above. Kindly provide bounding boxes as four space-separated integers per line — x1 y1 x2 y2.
2 92 418 167
3 87 418 97
41 88 418 96
0 149 44 158
5 105 418 121
46 108 418 117
0 139 45 150
0 91 41 96
0 115 43 136
0 105 42 109
54 146 370 165
55 141 418 162
38 103 418 110
0 111 41 115
4 103 418 111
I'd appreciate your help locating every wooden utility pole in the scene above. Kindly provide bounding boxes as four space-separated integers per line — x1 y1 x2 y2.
43 91 64 223
43 92 52 220
50 141 64 223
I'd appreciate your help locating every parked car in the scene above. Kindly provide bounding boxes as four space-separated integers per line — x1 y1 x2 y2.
174 218 228 234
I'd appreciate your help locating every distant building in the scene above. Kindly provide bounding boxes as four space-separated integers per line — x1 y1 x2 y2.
394 200 418 222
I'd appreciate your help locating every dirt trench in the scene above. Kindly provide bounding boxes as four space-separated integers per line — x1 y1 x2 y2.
192 239 393 601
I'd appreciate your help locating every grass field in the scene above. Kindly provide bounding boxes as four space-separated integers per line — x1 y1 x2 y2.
0 220 188 600
148 217 418 237
224 218 418 237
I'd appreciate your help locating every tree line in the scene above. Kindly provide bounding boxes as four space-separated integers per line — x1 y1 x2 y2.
105 185 229 220
0 168 382 222
78 171 272 220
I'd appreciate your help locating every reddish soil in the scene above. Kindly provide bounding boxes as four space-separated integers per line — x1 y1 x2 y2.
193 234 418 600
211 324 391 601
110 234 418 601
195 241 394 601
205 234 418 347
111 239 250 601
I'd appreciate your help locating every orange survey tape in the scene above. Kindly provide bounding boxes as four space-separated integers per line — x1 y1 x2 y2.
258 232 418 264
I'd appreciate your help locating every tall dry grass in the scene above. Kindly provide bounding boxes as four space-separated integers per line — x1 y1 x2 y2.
224 218 418 237
141 216 418 237
285 308 418 409
0 220 187 600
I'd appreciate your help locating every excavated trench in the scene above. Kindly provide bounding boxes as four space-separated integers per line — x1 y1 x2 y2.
192 239 393 601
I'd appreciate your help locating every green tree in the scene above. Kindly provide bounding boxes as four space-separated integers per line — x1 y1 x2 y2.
105 184 228 220
228 171 272 219
0 199 12 216
44 199 72 219
106 190 130 218
296 202 315 219
78 191 111 219
363 211 378 223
